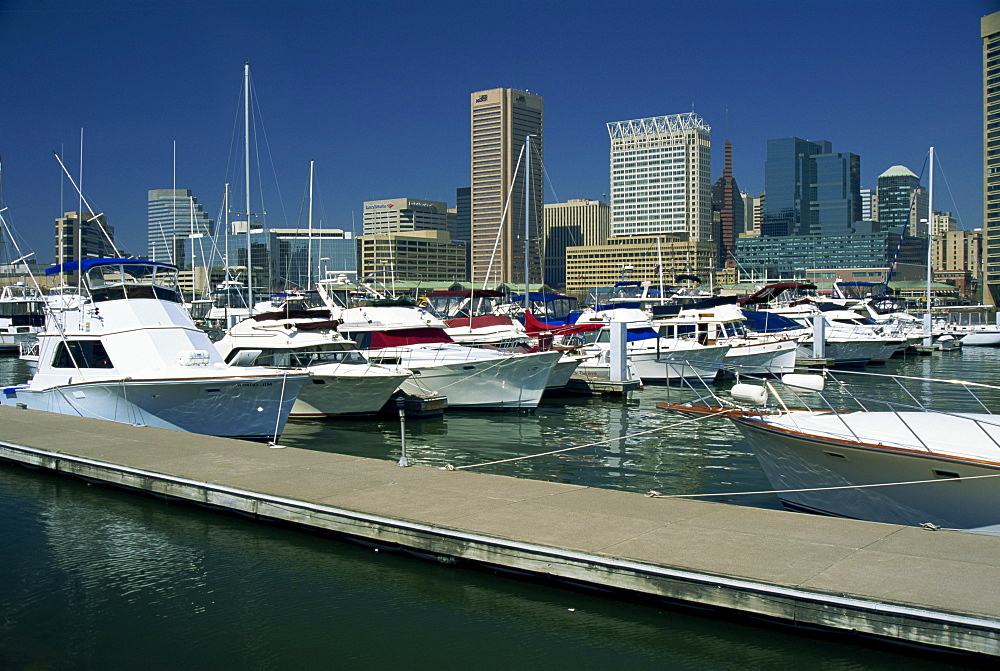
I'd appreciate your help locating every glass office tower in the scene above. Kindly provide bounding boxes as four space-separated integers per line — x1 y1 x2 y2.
761 138 830 237
147 189 213 266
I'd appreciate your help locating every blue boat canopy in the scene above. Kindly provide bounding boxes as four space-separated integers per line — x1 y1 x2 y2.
45 258 178 276
741 310 802 333
510 292 576 303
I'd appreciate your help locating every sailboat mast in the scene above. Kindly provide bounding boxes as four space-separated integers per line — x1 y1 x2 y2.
308 160 314 288
923 146 935 347
925 146 934 312
244 62 253 311
524 134 531 312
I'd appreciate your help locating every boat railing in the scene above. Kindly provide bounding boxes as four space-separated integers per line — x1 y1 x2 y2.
717 367 1000 455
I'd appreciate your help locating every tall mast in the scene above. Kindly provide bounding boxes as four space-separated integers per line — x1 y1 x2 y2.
307 160 314 288
244 61 253 310
923 146 935 346
524 134 531 312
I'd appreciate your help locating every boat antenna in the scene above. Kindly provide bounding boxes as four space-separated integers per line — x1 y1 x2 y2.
52 150 120 259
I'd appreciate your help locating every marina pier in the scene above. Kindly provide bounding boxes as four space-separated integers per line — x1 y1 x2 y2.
1 404 997 658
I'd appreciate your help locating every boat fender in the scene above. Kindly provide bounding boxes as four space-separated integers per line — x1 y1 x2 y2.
782 373 825 392
731 383 767 405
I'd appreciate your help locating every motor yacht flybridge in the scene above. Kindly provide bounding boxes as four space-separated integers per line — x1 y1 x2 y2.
1 258 307 439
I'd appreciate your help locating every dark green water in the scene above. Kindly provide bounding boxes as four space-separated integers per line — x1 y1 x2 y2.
1 350 994 669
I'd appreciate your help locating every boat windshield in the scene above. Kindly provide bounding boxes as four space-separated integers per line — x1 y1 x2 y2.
86 262 182 304
228 346 368 367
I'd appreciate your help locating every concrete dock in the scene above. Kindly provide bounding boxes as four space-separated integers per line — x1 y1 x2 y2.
1 405 997 658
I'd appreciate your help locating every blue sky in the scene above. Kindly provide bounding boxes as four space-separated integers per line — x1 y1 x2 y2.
0 0 994 264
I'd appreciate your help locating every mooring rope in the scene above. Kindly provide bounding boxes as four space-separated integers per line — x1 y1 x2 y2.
443 410 730 470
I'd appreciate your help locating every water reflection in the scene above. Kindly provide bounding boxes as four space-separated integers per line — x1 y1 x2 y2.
0 464 972 670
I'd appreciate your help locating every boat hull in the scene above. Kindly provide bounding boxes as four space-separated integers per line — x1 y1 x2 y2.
627 342 729 382
961 331 1000 347
369 348 560 409
293 368 409 417
733 413 1000 533
2 374 306 439
723 339 798 376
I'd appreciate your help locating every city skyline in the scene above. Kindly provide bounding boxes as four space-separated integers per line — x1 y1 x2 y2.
0 0 991 265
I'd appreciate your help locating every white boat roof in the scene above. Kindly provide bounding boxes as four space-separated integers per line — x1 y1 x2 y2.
758 411 1000 464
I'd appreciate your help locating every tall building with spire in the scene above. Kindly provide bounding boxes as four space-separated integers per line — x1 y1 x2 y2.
607 113 712 241
983 10 1000 305
711 140 744 267
469 88 543 286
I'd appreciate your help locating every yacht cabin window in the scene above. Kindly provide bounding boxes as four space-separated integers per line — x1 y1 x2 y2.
52 340 114 369
87 263 182 304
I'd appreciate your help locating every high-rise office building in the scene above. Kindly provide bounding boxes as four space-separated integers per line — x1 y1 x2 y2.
607 113 712 241
762 138 830 236
860 187 877 222
761 138 859 237
358 230 466 284
469 88 543 286
711 140 744 267
362 198 450 236
812 151 861 235
542 199 611 289
55 212 116 268
455 187 471 280
268 228 356 289
932 211 958 236
877 166 928 236
983 10 1000 305
147 189 213 267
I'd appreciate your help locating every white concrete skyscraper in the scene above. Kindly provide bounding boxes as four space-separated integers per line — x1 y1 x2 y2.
606 112 712 241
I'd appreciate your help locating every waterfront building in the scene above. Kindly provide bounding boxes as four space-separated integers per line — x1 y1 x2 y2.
711 141 744 268
147 189 213 266
564 235 714 301
860 187 877 222
358 229 466 285
469 88 544 287
455 187 471 280
741 192 760 235
54 212 116 269
268 228 356 289
607 113 712 244
932 211 958 236
762 138 860 237
876 166 928 236
761 138 829 237
362 198 450 236
984 10 1000 305
733 230 927 280
934 228 983 282
542 199 611 290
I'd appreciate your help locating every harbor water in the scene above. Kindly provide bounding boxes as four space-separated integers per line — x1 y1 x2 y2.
1 349 995 668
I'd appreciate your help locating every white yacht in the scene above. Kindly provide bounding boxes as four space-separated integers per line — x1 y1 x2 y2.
659 371 1000 534
214 310 411 417
569 307 729 383
332 300 561 409
0 282 45 351
1 259 307 439
648 299 799 376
